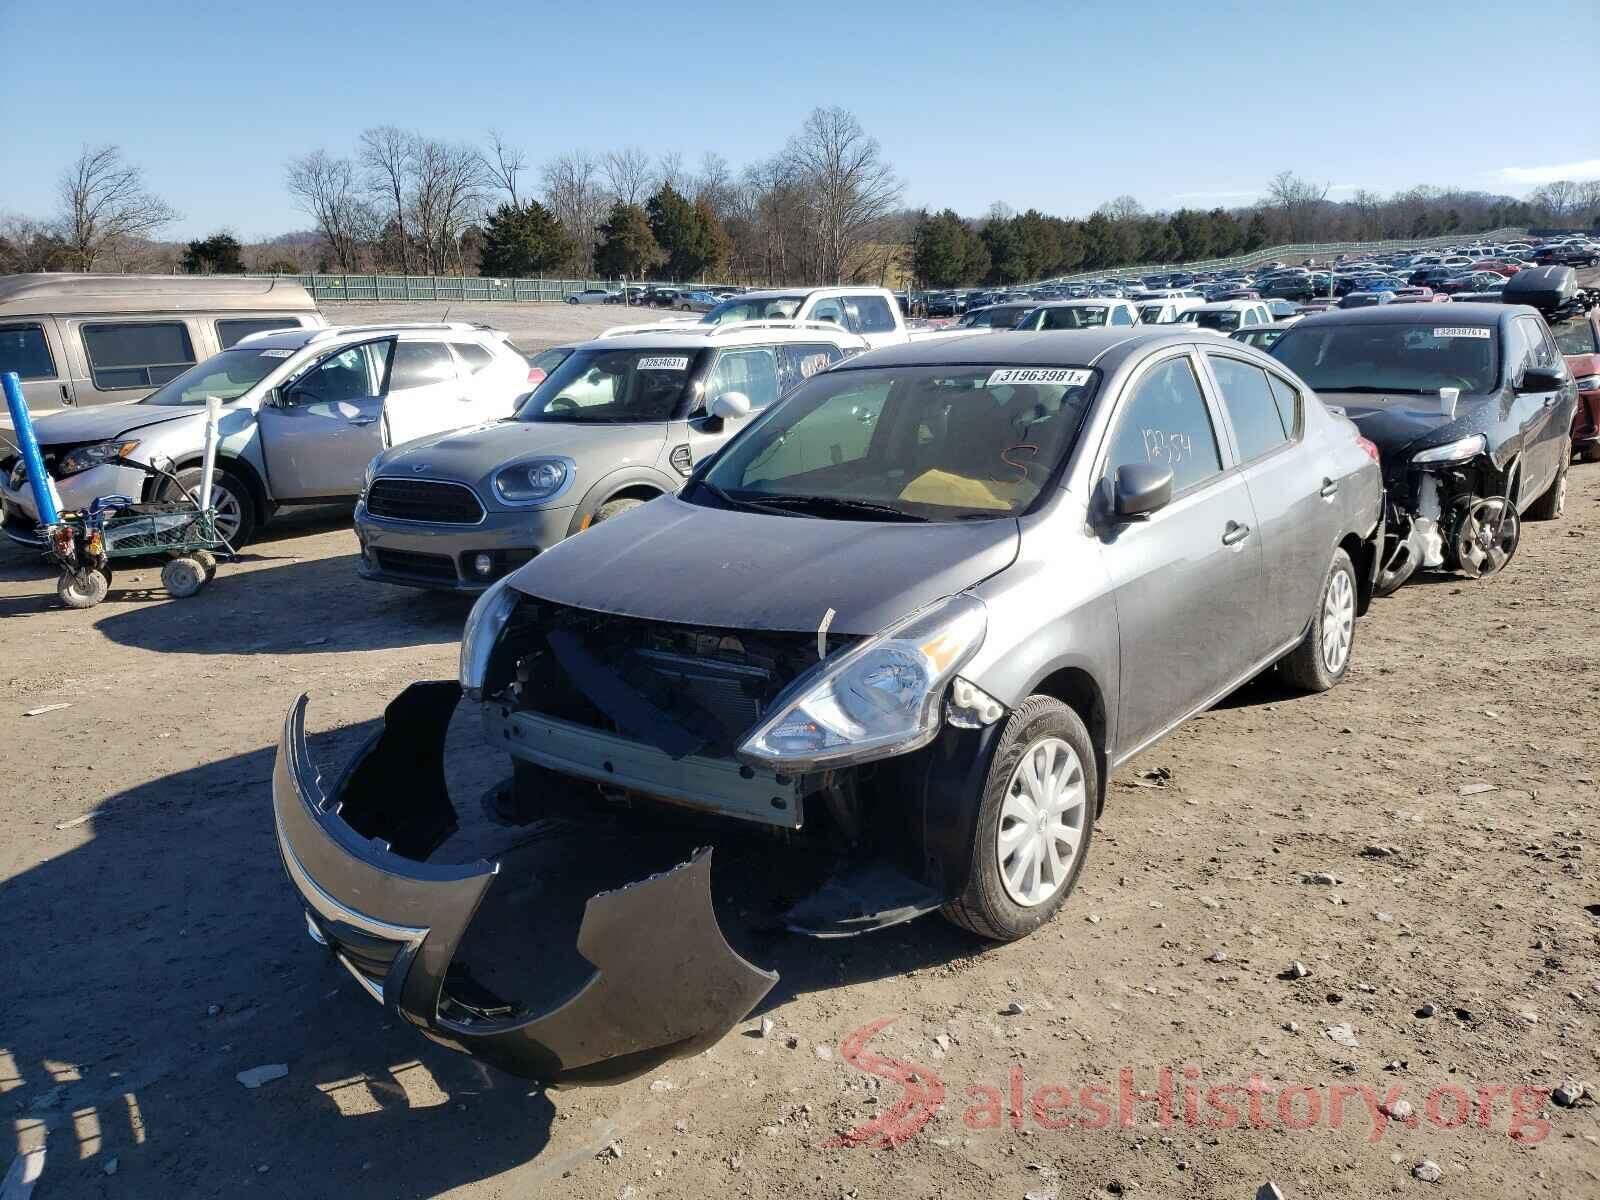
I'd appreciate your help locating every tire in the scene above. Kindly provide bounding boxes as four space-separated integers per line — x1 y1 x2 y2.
1525 439 1569 520
594 496 648 524
941 695 1097 942
57 568 109 609
1279 548 1357 693
567 296 578 305
192 549 218 581
158 466 256 547
161 556 206 598
1583 444 1600 465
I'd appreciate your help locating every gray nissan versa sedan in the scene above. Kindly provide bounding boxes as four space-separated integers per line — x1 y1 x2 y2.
272 329 1383 1085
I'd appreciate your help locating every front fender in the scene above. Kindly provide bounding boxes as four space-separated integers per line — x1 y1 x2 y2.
566 464 680 537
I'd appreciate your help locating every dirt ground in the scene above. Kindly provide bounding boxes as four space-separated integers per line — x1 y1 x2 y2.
3 309 1599 1200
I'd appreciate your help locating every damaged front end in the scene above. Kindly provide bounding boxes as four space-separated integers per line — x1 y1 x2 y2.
1374 434 1520 594
272 681 776 1085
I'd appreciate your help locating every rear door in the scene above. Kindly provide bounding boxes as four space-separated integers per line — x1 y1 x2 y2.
259 339 393 499
381 339 469 447
0 318 76 435
1200 350 1327 652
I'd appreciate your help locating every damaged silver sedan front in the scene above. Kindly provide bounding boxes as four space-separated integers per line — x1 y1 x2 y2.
273 329 1384 1083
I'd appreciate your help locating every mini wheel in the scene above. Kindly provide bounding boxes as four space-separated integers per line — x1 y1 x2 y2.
161 555 207 598
58 568 110 609
192 549 218 581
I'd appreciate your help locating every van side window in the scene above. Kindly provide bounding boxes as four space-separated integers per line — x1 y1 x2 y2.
217 318 303 348
0 324 56 380
81 322 196 390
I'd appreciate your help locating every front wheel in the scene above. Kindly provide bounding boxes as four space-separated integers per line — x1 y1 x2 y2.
58 567 109 609
1279 548 1357 692
158 466 256 547
941 696 1096 942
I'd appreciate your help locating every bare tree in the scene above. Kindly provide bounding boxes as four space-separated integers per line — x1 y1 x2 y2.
484 130 528 207
692 151 736 218
541 151 606 272
781 107 902 284
655 151 688 195
1529 179 1579 222
412 139 487 274
0 213 65 272
1098 195 1144 222
358 126 415 273
602 147 654 207
1263 171 1330 242
285 151 366 271
54 145 179 272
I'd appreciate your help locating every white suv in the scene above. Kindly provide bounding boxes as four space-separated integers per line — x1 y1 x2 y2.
0 322 533 547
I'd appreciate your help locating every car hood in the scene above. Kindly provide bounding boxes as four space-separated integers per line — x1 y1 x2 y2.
377 420 666 493
507 494 1021 636
1319 390 1499 458
30 402 198 446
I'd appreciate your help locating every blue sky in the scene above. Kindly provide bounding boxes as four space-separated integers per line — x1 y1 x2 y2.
3 0 1596 240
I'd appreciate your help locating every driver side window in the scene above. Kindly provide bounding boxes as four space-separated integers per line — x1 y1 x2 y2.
704 347 780 410
292 341 392 404
1101 356 1223 495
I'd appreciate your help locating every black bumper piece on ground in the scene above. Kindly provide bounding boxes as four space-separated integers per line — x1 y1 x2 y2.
272 681 776 1086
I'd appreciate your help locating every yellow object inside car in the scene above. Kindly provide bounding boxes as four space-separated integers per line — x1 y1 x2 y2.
898 469 1030 511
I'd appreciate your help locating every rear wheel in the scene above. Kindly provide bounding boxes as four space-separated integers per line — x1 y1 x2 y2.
161 556 206 598
58 568 109 609
1525 440 1569 520
1280 548 1357 692
941 696 1096 942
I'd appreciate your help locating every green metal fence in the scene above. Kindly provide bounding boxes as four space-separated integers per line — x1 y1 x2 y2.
244 273 728 304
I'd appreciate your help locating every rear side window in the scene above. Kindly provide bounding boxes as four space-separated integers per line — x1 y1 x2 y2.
0 324 56 380
216 317 303 348
778 343 842 393
81 322 196 390
1103 356 1223 493
848 296 899 334
450 341 495 373
387 341 457 390
1207 355 1289 461
1265 374 1301 435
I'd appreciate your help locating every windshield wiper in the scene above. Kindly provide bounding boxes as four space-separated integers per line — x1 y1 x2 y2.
694 480 801 518
1312 384 1438 394
742 493 929 522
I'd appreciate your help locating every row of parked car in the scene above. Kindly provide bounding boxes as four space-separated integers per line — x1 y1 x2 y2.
264 255 1594 1090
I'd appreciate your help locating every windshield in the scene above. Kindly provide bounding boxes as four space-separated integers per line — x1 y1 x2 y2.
702 296 802 325
514 347 703 423
1180 310 1242 331
138 347 289 406
1551 318 1600 356
695 364 1099 521
1270 322 1499 394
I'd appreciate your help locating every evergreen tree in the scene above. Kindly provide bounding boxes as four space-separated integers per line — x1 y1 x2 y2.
478 201 578 277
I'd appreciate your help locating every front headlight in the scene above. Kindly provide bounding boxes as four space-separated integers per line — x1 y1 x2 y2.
57 440 139 476
1574 374 1600 392
739 594 987 771
1412 434 1486 465
458 574 519 698
494 457 570 504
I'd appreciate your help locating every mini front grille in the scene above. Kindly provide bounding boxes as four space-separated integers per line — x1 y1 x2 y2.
366 478 485 524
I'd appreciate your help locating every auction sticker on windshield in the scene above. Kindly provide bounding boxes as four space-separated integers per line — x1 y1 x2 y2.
985 368 1093 388
637 356 691 370
1432 327 1491 339
260 349 295 358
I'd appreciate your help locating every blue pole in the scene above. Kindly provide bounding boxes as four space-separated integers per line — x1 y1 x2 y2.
2 371 60 525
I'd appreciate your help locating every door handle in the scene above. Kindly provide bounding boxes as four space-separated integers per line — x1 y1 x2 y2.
348 416 378 426
1319 478 1339 498
1221 521 1251 546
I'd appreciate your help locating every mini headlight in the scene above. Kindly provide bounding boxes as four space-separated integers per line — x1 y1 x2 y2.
1411 434 1486 465
739 594 987 771
494 458 570 504
57 440 140 476
459 574 519 698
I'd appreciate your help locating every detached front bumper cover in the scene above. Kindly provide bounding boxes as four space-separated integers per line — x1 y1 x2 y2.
273 681 777 1085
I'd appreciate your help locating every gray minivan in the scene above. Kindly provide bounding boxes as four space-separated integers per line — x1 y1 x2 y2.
0 274 324 429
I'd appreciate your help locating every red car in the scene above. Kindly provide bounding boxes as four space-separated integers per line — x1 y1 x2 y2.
1470 260 1522 276
1552 305 1600 461
1389 287 1451 304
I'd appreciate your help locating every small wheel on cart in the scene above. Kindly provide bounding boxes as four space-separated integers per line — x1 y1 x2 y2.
58 568 110 609
161 555 207 598
192 549 218 581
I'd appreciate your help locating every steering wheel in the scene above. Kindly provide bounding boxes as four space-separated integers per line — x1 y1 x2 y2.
548 396 579 415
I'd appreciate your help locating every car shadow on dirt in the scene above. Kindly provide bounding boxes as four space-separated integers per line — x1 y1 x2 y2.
4 717 986 1195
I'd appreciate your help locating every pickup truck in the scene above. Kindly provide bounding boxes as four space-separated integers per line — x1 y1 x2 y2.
602 286 939 351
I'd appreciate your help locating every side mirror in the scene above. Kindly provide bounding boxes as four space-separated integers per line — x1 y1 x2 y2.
708 391 751 422
1113 463 1174 519
1517 366 1563 393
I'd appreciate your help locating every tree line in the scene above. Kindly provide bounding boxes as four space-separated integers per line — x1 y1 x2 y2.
2 136 1598 285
